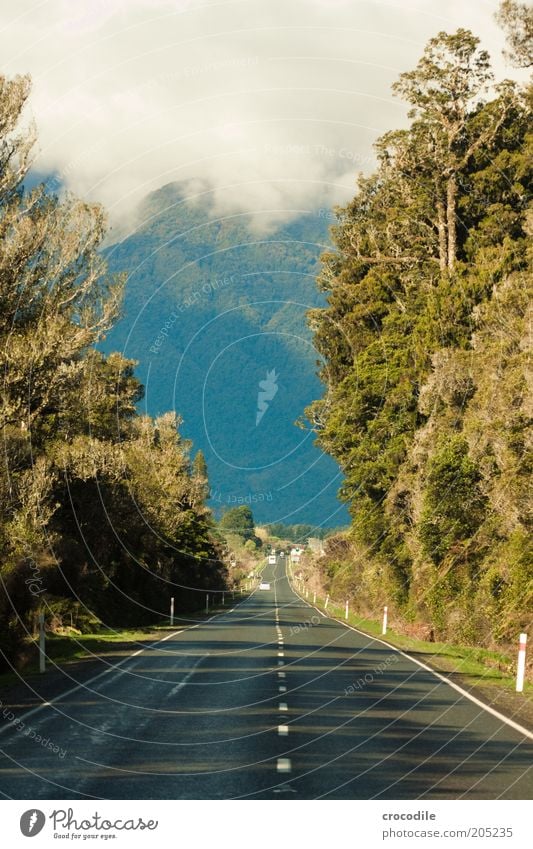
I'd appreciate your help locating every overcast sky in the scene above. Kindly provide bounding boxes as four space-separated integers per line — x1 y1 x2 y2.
0 0 521 233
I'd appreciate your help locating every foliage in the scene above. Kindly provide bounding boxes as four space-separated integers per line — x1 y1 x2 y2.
418 437 488 565
266 522 333 542
218 505 260 547
0 75 225 669
496 0 533 67
306 28 532 647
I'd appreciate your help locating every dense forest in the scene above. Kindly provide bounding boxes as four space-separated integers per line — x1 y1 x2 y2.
0 76 226 669
305 8 532 646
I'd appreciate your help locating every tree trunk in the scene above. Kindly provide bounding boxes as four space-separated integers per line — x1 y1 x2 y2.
447 174 457 271
437 198 447 271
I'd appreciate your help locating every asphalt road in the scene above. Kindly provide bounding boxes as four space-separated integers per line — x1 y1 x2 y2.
0 556 531 799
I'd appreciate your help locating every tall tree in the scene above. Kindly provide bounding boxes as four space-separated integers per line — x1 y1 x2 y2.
0 75 225 666
306 29 531 618
496 0 533 67
191 449 210 504
219 506 256 542
393 30 504 271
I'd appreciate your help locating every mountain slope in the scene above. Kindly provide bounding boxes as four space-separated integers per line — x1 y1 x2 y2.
102 184 348 525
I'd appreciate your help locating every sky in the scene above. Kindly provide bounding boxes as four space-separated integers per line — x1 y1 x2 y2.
0 0 521 234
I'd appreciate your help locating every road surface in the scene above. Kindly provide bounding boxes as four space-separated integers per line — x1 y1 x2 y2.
0 556 531 799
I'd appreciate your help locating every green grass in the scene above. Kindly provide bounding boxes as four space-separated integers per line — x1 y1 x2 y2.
298 588 532 699
0 590 251 691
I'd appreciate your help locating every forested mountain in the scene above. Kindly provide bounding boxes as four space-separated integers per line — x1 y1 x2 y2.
0 76 225 668
306 23 532 646
102 186 348 526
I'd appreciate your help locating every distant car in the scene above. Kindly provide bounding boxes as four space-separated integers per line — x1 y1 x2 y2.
279 551 285 557
259 582 270 590
268 554 276 565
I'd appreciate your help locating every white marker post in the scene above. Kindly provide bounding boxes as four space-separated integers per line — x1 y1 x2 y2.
38 612 45 673
313 591 316 604
205 594 209 615
222 592 225 606
516 633 527 692
345 600 349 621
382 605 388 635
325 594 329 609
170 597 174 627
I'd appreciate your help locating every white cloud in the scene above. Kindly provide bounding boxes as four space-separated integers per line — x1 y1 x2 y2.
0 0 522 233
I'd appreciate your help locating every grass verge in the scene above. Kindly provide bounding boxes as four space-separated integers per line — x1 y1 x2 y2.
0 590 250 691
294 585 532 704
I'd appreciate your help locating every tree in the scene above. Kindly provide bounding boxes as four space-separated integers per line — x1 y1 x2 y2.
219 506 256 541
419 437 487 565
191 450 209 503
0 74 122 556
305 27 531 643
0 75 226 666
392 30 513 271
496 0 533 67
0 78 123 438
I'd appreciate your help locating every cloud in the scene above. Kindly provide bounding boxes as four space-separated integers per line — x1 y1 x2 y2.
0 0 522 233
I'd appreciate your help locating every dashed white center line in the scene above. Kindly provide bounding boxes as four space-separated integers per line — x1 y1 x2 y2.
279 685 287 692
279 702 288 711
277 758 292 773
278 660 284 666
278 671 286 678
278 725 289 736
278 651 284 657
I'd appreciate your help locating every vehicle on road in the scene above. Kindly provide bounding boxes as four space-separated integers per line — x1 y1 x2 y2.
259 582 270 590
279 551 285 557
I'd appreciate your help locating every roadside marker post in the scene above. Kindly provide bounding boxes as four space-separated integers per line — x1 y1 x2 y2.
206 594 209 615
516 633 527 692
382 605 388 635
313 591 316 604
170 597 174 627
325 594 329 609
38 612 45 673
222 592 225 606
345 600 349 620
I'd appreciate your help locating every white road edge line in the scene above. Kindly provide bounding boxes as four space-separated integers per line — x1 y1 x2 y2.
289 570 533 741
0 631 183 735
0 585 257 736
